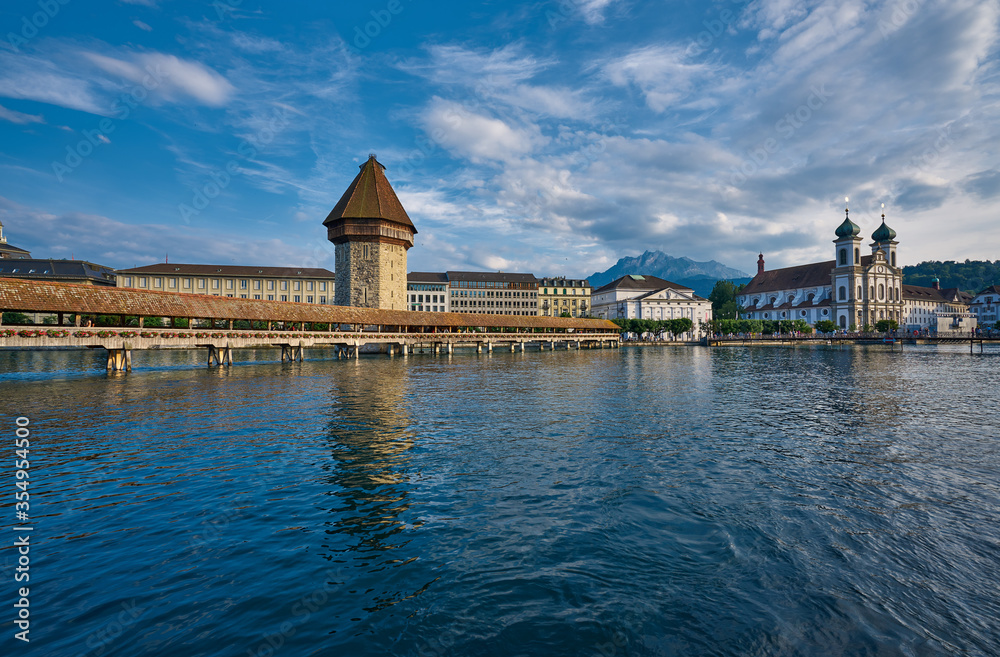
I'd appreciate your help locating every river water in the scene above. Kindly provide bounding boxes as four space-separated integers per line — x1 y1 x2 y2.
1 344 999 656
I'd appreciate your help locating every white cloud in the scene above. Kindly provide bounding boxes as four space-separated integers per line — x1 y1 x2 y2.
578 0 621 25
602 45 721 112
422 98 549 163
84 52 235 107
0 104 44 125
133 20 153 31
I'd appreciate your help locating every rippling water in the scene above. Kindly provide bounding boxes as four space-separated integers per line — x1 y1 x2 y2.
2 344 999 656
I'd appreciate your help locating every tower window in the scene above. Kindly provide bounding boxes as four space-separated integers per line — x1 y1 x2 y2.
855 248 860 263
839 286 846 301
839 249 847 266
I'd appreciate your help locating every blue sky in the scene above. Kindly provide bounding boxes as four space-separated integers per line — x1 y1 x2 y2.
0 0 997 278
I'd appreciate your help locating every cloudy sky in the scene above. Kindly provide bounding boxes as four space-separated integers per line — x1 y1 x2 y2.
0 0 997 277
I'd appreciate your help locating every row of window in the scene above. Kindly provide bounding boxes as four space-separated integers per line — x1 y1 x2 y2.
121 276 330 293
539 288 588 295
836 284 901 302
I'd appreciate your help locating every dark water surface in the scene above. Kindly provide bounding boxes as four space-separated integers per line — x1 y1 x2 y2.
1 345 999 656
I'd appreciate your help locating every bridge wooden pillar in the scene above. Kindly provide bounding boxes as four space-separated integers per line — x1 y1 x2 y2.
447 343 453 355
106 348 131 372
519 341 525 352
207 345 233 367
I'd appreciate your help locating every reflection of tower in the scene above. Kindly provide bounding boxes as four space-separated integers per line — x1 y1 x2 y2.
324 155 417 310
321 361 418 612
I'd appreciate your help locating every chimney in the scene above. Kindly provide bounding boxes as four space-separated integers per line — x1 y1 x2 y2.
757 253 765 276
932 278 940 290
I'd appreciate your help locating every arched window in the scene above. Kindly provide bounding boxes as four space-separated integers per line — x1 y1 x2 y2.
769 297 777 305
891 252 896 267
839 249 847 265
895 287 900 302
878 284 884 300
855 248 860 264
840 316 847 328
858 285 863 299
839 286 846 301
870 285 875 300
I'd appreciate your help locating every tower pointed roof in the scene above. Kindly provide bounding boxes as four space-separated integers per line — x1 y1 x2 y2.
323 155 416 231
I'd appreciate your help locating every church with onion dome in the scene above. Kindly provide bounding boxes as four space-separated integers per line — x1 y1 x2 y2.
738 201 905 330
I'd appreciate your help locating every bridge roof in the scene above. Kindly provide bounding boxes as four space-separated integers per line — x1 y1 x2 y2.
0 279 618 331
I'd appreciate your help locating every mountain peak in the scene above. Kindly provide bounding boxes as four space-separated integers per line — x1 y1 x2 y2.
589 251 750 297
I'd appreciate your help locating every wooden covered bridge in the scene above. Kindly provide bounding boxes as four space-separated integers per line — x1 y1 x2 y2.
0 279 621 371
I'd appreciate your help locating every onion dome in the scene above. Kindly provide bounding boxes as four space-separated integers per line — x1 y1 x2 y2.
871 215 896 242
835 209 860 238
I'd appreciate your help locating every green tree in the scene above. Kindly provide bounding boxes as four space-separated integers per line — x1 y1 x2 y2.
2 312 31 325
709 280 744 319
815 320 838 334
559 311 572 318
876 319 899 332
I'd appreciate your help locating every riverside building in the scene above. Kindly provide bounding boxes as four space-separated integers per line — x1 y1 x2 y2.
739 205 972 332
447 271 538 315
590 274 712 339
116 264 336 303
537 277 591 317
970 286 1000 327
407 272 450 312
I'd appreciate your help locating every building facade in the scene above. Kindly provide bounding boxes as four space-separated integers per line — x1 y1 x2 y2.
591 274 712 339
407 272 450 312
537 278 591 317
0 222 32 259
447 271 538 315
901 280 974 332
740 208 972 332
116 264 336 303
324 155 416 310
970 285 1000 327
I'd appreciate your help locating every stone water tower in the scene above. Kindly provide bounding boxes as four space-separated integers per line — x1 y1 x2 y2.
324 155 417 310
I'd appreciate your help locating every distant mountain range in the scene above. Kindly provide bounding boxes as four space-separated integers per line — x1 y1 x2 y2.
589 251 751 298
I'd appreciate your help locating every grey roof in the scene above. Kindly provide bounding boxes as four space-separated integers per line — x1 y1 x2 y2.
592 274 691 295
0 242 32 257
538 277 590 287
902 284 970 304
974 285 1000 297
407 271 449 283
0 259 116 285
116 263 335 278
446 271 537 284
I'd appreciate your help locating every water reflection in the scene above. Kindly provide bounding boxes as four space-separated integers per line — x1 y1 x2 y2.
320 362 425 614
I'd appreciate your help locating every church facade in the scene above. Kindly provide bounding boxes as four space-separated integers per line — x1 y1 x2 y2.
739 207 910 330
324 155 416 310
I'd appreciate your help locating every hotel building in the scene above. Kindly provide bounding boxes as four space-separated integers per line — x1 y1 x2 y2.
116 264 336 304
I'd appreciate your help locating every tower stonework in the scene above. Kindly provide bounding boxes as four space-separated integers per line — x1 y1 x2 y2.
324 155 416 310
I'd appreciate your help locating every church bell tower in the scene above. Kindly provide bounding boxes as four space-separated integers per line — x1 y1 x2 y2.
324 155 417 310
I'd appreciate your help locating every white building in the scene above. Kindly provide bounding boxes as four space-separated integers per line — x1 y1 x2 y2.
901 280 973 332
739 207 972 332
116 263 336 304
591 274 712 339
970 285 1000 327
407 272 450 312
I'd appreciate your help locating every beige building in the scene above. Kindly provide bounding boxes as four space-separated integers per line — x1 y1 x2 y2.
324 155 416 310
116 264 336 304
448 271 538 315
537 277 591 317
